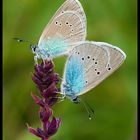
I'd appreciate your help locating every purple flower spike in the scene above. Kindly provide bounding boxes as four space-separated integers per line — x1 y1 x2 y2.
28 61 61 140
32 61 60 106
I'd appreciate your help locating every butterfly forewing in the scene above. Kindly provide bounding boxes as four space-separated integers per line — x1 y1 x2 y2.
38 12 86 58
38 0 86 46
62 41 126 97
50 0 86 29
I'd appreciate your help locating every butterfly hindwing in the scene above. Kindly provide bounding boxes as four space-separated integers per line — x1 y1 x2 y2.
62 41 126 97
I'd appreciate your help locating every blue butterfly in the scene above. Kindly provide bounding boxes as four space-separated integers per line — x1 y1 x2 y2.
30 0 87 64
61 41 126 103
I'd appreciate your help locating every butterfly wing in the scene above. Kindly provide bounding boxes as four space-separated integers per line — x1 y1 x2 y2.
62 41 126 97
39 0 86 41
38 0 86 58
51 0 86 30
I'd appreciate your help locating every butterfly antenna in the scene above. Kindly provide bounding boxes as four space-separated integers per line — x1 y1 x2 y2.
84 100 94 116
79 98 94 120
13 37 33 45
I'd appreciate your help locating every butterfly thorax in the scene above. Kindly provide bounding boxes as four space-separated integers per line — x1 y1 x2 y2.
32 45 51 61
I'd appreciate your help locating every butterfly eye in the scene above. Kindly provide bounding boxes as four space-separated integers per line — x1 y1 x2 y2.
33 47 36 52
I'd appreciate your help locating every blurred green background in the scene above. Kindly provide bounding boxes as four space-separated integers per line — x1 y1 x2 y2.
3 0 137 140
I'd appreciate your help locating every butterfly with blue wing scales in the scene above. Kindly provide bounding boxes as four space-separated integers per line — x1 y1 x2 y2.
61 41 126 102
34 0 87 64
14 0 87 64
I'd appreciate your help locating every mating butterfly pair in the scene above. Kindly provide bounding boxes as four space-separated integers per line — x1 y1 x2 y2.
30 0 126 103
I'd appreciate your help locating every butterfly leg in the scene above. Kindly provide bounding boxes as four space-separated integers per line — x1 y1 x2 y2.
42 58 53 68
42 59 47 68
56 98 65 103
56 94 66 103
34 55 38 65
57 76 62 81
52 93 66 102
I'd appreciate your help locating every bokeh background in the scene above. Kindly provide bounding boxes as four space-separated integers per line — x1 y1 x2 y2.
3 0 137 140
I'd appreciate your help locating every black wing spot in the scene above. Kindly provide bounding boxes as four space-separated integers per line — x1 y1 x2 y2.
97 72 100 75
92 58 95 60
95 68 97 71
87 56 90 59
95 61 98 64
70 24 72 27
55 21 58 24
86 81 88 83
66 22 69 25
78 52 80 54
108 67 111 71
71 29 74 32
82 58 84 60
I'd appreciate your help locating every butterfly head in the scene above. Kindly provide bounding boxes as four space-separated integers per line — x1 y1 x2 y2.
72 97 80 104
30 45 38 54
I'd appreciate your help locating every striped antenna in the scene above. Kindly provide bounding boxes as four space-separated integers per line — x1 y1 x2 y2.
79 98 94 120
13 37 33 44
